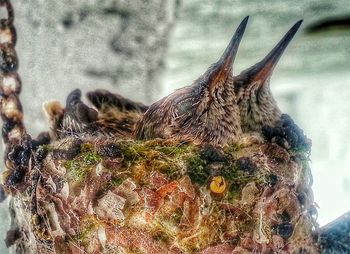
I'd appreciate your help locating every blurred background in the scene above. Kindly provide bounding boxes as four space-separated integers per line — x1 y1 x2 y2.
1 0 350 252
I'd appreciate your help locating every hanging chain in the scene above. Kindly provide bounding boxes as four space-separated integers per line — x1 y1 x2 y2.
0 0 31 191
0 0 24 142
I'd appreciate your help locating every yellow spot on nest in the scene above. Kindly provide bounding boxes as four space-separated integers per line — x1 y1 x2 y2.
210 176 226 194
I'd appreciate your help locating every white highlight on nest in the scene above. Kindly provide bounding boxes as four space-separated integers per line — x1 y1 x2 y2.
95 191 126 220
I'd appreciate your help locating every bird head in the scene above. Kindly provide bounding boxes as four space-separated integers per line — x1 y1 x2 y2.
162 17 250 144
234 20 303 131
193 16 249 104
136 17 249 145
235 20 302 100
174 17 249 119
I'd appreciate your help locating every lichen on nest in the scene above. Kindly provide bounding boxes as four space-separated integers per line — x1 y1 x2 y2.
5 128 319 253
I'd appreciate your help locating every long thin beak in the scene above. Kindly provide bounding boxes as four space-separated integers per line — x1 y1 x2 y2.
208 16 249 86
243 20 303 83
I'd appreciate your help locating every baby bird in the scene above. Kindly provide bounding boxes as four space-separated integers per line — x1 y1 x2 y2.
135 17 249 146
43 89 146 139
235 20 302 133
61 89 98 136
42 100 64 140
87 89 148 137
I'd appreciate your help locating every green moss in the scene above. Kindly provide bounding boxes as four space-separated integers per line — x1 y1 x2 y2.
78 216 101 247
41 144 54 152
109 177 124 187
223 163 262 202
64 160 87 183
186 155 210 185
63 146 102 183
224 143 244 155
119 141 148 162
221 163 239 181
118 140 192 164
155 143 190 156
82 150 101 165
115 140 194 182
185 143 261 186
227 184 240 201
151 160 179 180
117 140 160 164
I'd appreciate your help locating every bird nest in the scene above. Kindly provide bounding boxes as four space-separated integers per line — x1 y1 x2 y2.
0 3 348 252
6 122 319 253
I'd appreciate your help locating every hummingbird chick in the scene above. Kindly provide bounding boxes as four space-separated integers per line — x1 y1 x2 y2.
61 89 98 136
87 89 148 113
135 17 249 146
87 89 148 137
42 100 64 140
235 20 303 133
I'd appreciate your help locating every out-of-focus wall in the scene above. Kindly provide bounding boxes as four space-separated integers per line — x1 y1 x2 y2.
13 0 180 137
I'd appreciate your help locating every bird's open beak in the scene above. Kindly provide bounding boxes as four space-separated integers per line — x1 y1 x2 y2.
207 16 249 88
240 20 303 84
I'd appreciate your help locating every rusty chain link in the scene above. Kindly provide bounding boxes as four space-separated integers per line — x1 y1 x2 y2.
0 0 30 191
0 0 23 140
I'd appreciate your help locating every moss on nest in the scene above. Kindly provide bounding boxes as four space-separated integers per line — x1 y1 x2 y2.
117 139 192 163
78 215 102 247
63 144 102 183
186 154 208 185
8 135 320 253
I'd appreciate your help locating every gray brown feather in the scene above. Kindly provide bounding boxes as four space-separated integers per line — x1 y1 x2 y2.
87 89 148 137
60 89 98 136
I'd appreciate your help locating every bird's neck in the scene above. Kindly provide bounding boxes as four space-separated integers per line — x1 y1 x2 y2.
242 82 281 132
186 84 241 145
